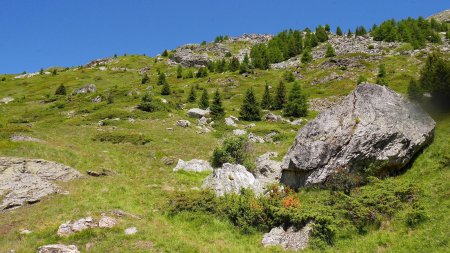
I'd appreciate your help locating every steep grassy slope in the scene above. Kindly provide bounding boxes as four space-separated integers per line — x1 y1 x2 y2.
0 49 448 252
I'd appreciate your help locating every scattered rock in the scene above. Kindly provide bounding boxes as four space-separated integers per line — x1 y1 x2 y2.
19 229 32 235
0 157 82 210
38 244 80 253
0 97 14 104
289 119 303 126
87 169 113 177
248 133 265 143
176 120 191 128
264 132 278 143
57 216 98 236
308 96 345 113
92 96 102 103
254 152 282 188
202 163 262 196
110 209 141 219
244 123 256 129
264 113 285 122
72 84 96 95
173 159 213 172
98 215 117 228
197 116 208 126
10 135 44 143
233 129 247 136
160 156 176 166
85 57 115 68
311 72 353 85
125 227 138 235
187 108 210 118
225 116 238 127
170 47 211 67
262 223 313 251
281 84 436 188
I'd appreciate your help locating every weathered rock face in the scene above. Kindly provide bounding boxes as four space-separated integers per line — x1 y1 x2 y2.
281 84 435 188
170 47 212 67
57 215 117 236
0 157 82 210
72 84 96 95
38 244 80 253
173 159 213 173
202 163 261 196
254 152 282 188
262 223 313 251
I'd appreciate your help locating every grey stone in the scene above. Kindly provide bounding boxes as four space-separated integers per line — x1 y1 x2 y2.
233 129 247 136
10 135 44 143
202 163 262 196
92 96 102 103
262 223 313 251
72 84 96 95
248 133 265 143
176 120 191 128
0 157 81 211
225 117 237 127
186 108 210 118
98 215 117 228
0 97 14 104
125 227 138 235
173 159 213 172
38 244 80 253
57 216 97 236
281 84 435 188
254 152 282 188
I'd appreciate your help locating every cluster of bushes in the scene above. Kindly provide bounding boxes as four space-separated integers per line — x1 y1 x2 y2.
167 177 423 247
93 132 151 145
371 17 447 49
137 92 165 112
408 52 450 108
211 136 254 169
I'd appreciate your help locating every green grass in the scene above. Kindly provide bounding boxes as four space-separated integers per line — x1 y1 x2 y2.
0 51 449 252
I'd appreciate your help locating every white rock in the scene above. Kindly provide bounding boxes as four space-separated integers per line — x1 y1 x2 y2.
38 244 80 253
125 227 138 235
176 120 190 128
173 159 213 172
233 129 247 136
98 216 117 228
187 108 210 118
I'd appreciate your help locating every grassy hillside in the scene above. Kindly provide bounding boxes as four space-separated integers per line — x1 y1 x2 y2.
0 47 448 252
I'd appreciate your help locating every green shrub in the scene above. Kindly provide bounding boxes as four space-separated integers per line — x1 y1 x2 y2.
93 132 151 145
283 71 295 82
211 136 254 169
55 84 67 95
405 204 428 228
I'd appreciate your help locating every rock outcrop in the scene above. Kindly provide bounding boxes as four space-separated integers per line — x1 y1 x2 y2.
170 47 212 67
72 84 96 95
38 244 80 253
254 152 282 188
0 157 82 210
173 159 213 172
262 223 313 251
281 84 435 188
57 215 117 236
202 163 261 196
186 108 210 118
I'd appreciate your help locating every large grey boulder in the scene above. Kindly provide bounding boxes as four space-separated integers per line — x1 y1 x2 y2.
38 244 80 253
262 223 313 251
170 48 212 67
281 84 435 188
173 159 213 172
0 157 82 210
202 163 261 196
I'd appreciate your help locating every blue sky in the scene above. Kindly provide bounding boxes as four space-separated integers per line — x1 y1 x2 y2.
0 0 448 74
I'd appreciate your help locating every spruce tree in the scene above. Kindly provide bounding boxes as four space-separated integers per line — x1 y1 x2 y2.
228 57 240 72
284 82 308 117
55 84 66 95
141 73 150 84
210 89 225 121
157 73 167 85
283 71 296 82
325 44 336 58
239 88 261 121
198 88 209 109
187 85 196 103
161 82 171 95
161 49 169 57
301 48 313 63
138 92 157 112
347 29 353 37
273 81 287 110
376 64 388 85
260 83 272 110
325 24 331 32
177 65 183 79
336 26 343 36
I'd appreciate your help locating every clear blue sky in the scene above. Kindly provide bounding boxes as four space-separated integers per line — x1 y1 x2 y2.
0 0 448 74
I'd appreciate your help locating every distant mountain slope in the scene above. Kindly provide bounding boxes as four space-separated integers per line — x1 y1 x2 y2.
428 9 450 23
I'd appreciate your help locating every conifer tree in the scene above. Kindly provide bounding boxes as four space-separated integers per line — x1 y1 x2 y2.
187 85 196 103
177 65 183 79
301 48 313 63
325 24 331 32
273 81 287 110
260 83 272 110
210 89 225 121
228 57 240 72
347 29 353 37
141 73 150 84
198 88 209 109
157 73 167 85
161 49 169 57
239 88 261 121
376 64 388 85
185 69 194 78
39 68 44 75
55 84 66 95
161 82 171 95
284 82 308 117
325 44 336 58
138 92 157 112
336 26 343 36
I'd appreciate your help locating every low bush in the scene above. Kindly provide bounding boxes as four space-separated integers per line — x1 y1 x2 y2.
211 136 254 169
93 132 151 145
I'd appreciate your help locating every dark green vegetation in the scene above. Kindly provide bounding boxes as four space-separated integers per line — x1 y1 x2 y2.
0 16 449 252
